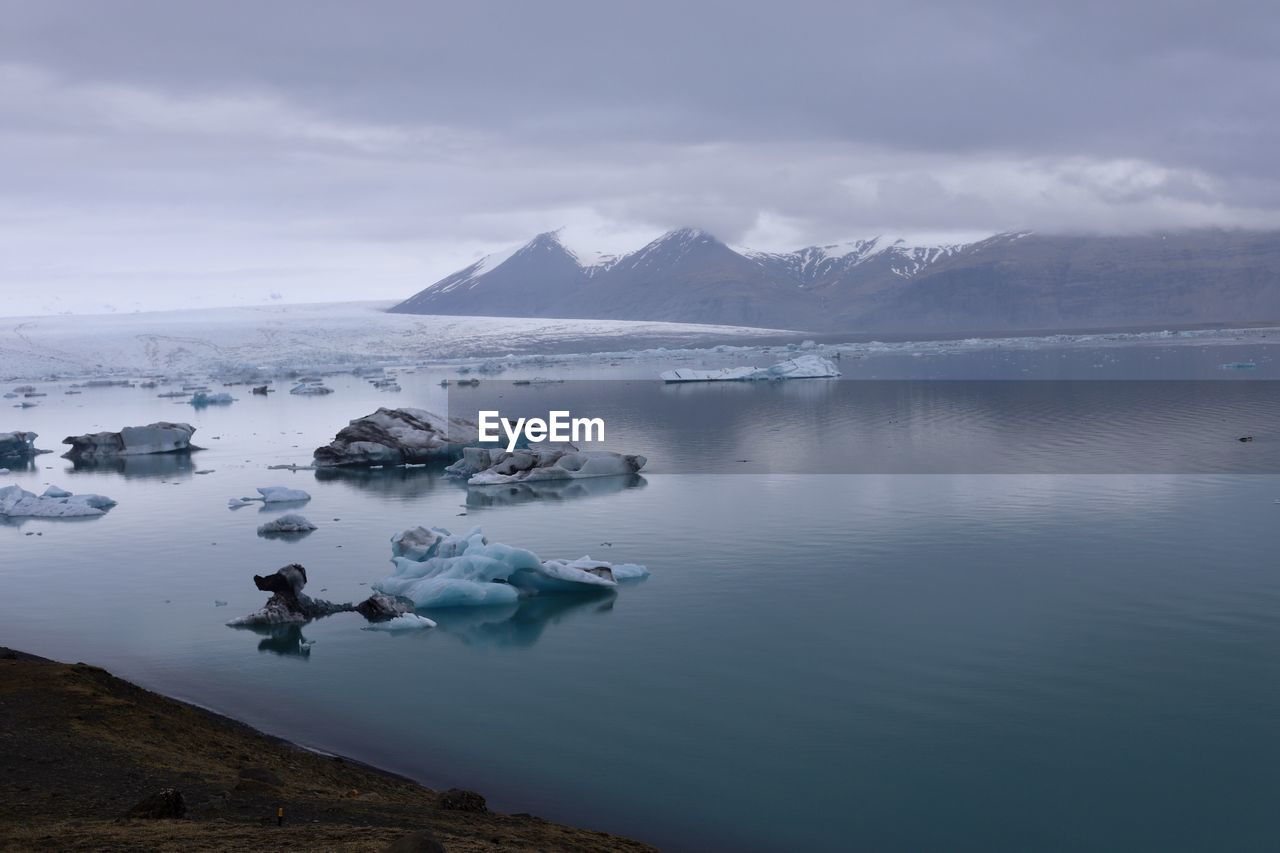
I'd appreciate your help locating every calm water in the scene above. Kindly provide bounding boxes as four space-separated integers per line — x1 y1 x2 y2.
3 342 1280 851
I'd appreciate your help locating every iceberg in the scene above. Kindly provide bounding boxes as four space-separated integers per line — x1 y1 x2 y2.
63 422 196 458
361 613 437 631
373 526 648 608
445 447 646 485
257 514 317 536
290 382 333 395
313 407 477 468
229 486 312 509
258 486 311 503
0 484 117 518
190 391 235 406
0 431 45 461
660 354 841 382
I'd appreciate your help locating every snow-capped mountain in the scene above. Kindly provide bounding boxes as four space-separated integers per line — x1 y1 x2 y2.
391 228 1280 333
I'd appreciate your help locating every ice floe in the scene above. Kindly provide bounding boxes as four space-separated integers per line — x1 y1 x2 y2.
257 514 317 536
0 431 45 461
445 447 647 485
63 422 197 458
229 486 312 508
374 526 649 608
190 391 236 406
313 407 476 468
0 484 117 518
361 613 437 631
660 354 841 382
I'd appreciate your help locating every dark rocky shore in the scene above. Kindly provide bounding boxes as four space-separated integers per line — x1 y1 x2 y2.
0 648 654 852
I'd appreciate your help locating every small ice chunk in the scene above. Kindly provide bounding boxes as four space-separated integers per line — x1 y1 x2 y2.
190 391 236 406
257 486 311 503
362 613 437 631
660 354 840 382
257 514 318 535
42 485 72 498
391 526 445 561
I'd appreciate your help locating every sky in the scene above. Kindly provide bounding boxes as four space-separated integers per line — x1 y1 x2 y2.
1 0 1278 316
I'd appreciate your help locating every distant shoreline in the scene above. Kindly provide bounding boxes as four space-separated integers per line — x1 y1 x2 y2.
0 646 653 852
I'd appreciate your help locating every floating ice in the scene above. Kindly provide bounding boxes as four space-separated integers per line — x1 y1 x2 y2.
190 391 235 406
373 526 648 608
660 354 840 382
257 514 317 536
445 447 646 485
0 484 117 518
258 486 311 503
228 486 311 508
313 407 477 468
41 485 72 498
361 613 437 631
0 431 44 461
63 422 196 458
290 382 333 395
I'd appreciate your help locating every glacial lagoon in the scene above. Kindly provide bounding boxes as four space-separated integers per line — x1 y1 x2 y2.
2 340 1280 851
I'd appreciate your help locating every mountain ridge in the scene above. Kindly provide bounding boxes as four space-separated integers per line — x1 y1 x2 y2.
390 228 1280 333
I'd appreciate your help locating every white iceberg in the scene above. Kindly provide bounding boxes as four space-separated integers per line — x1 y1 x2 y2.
259 486 311 503
228 486 312 508
445 447 646 485
660 354 840 382
373 526 648 609
361 613 437 631
0 484 117 518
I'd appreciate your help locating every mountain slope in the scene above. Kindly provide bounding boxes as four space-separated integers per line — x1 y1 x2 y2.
392 228 1280 333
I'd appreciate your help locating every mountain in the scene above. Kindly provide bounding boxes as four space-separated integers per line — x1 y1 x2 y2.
390 228 1280 333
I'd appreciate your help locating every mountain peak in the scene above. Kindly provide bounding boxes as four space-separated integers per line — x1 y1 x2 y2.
658 226 718 244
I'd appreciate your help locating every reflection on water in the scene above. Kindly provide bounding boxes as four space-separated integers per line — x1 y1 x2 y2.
463 473 646 509
426 590 618 648
66 450 201 480
313 463 451 497
232 623 314 658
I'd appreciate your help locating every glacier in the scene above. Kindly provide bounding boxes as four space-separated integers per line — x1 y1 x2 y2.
373 526 649 608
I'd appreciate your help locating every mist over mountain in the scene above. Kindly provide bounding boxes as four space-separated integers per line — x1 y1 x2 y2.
391 228 1280 333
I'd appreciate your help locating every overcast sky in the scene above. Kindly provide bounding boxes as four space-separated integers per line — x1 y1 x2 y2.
2 0 1278 316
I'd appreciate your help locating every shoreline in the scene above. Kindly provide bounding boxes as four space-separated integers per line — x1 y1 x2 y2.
0 646 654 852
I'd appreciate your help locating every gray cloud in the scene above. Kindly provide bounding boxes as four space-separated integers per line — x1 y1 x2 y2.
0 0 1277 314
